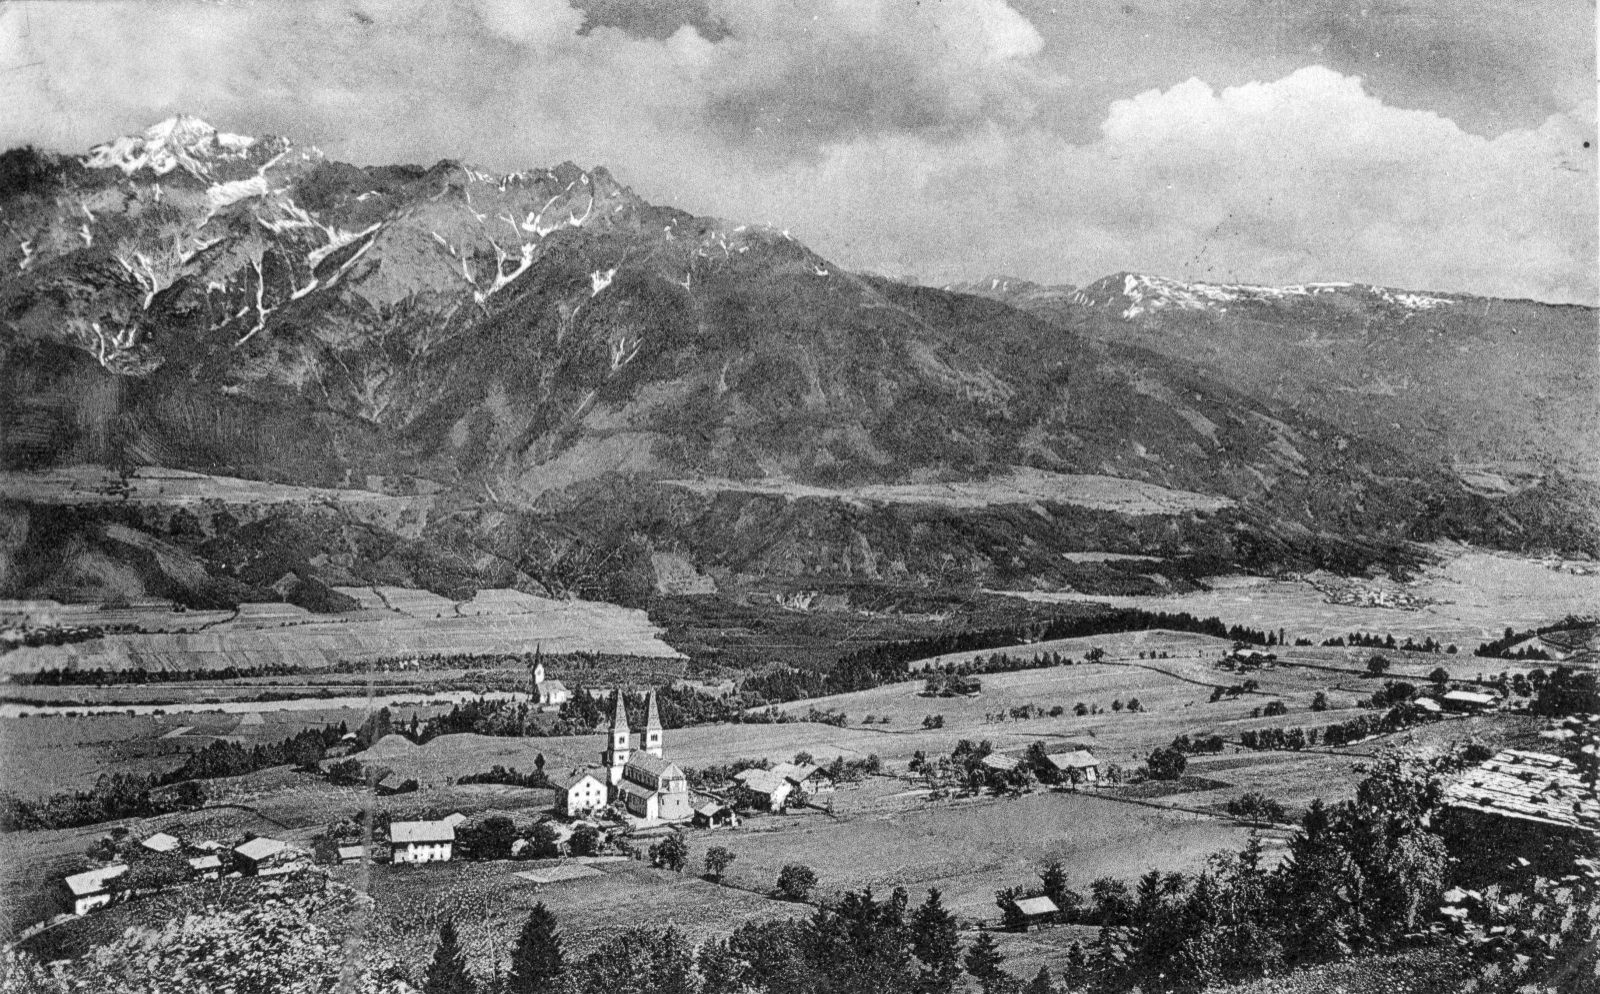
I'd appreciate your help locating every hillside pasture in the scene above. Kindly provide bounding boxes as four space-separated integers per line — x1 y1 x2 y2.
351 859 808 979
705 790 1283 921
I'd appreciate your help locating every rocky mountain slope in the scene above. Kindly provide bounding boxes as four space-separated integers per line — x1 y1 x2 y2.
0 119 1592 609
947 272 1599 495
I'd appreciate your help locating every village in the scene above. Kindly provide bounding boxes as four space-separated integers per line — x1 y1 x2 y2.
21 624 1598 987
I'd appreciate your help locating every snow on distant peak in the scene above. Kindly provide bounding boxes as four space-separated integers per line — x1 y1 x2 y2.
1113 273 1451 319
84 115 264 180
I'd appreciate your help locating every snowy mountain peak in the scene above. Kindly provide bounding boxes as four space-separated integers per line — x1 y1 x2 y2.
84 115 275 180
1089 272 1454 320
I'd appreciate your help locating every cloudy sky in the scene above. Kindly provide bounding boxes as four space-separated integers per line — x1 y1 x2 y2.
1 0 1593 302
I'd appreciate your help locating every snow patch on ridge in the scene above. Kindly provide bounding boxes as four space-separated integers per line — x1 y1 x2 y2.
84 115 263 180
1113 273 1452 319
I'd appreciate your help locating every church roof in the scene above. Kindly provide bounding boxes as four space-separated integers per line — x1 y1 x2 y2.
626 753 682 779
617 779 658 801
609 690 630 730
644 689 662 730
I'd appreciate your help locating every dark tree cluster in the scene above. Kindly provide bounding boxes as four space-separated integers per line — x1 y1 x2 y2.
0 773 206 831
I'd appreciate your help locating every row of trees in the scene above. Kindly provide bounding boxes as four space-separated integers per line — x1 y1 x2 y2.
1322 631 1456 653
742 608 1277 706
0 772 207 832
416 887 1056 994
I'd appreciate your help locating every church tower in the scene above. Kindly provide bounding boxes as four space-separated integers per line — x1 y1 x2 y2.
602 690 631 785
642 689 664 758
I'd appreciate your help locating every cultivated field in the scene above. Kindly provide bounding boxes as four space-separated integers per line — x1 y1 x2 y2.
0 587 682 675
992 547 1600 650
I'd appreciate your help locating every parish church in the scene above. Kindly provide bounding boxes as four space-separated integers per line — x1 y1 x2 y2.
551 689 692 822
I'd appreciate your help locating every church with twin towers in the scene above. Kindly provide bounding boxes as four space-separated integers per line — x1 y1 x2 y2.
599 688 693 822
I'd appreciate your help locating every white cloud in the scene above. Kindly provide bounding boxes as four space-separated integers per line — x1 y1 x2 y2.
0 2 1591 303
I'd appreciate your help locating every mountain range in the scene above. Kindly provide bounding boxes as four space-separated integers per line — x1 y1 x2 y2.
0 118 1594 612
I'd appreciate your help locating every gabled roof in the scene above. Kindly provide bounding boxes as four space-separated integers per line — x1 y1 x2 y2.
1014 896 1060 917
336 845 368 861
63 864 127 896
234 836 288 862
141 832 181 853
442 812 468 826
695 802 729 817
981 753 1019 772
1045 750 1099 770
1443 690 1499 706
188 855 222 871
1442 748 1600 834
737 769 792 795
549 767 606 791
390 820 455 844
771 762 819 784
540 679 569 695
625 753 682 779
1414 697 1443 712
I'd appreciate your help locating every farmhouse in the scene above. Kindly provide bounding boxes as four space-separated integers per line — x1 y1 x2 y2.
981 753 1020 774
1013 895 1060 930
693 802 740 828
1439 748 1599 881
188 854 223 880
1045 749 1101 785
390 819 455 863
1442 690 1500 713
600 689 692 822
336 845 369 865
549 768 609 817
771 761 829 793
734 768 795 812
62 864 127 916
233 836 306 877
140 832 181 854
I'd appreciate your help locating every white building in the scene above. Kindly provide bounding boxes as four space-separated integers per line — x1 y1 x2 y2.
549 768 609 817
390 819 454 863
532 659 572 706
62 865 127 916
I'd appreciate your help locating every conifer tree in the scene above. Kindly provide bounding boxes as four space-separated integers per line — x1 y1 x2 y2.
963 932 1006 991
425 918 475 994
910 888 962 994
1023 965 1055 994
507 903 566 994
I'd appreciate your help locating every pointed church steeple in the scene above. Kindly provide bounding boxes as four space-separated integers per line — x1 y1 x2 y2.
601 689 631 785
642 689 663 757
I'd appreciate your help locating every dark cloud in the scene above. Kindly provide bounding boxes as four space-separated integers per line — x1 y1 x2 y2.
573 0 730 41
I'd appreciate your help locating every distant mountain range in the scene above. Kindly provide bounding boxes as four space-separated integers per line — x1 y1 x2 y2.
0 118 1593 610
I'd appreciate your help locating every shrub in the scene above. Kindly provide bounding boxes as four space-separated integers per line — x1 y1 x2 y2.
776 863 818 901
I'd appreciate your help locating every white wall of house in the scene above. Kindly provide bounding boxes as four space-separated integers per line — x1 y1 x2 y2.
73 893 112 917
393 841 452 863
